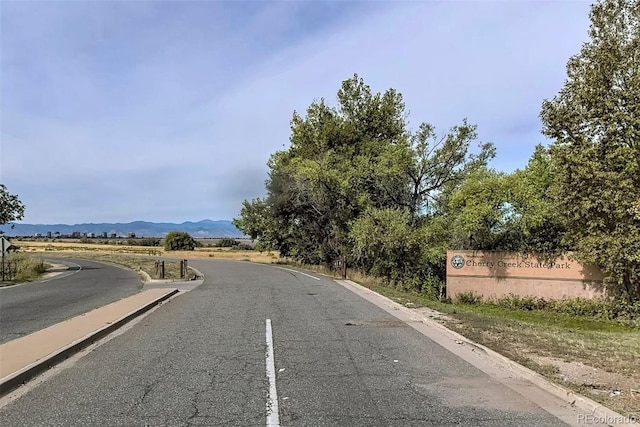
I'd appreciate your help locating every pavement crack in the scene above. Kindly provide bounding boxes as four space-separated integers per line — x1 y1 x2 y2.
184 391 202 427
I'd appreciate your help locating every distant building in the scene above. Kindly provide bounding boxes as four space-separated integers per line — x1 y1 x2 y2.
71 231 81 238
47 231 52 238
128 232 136 238
102 232 108 238
88 233 95 238
110 233 117 238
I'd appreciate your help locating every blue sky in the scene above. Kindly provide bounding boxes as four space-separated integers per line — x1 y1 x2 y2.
1 0 592 224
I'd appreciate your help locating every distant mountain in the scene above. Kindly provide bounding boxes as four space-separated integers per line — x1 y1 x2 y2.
0 220 246 238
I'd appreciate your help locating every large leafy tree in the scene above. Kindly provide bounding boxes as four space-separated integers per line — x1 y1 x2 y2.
235 74 493 295
540 0 640 301
0 184 25 230
256 74 412 265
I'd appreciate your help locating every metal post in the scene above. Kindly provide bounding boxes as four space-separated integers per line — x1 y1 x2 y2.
161 261 165 279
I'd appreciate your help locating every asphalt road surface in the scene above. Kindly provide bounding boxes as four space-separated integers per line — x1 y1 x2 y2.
0 258 142 344
0 260 570 426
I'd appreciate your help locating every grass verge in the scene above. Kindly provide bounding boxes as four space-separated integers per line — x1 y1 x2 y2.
0 253 51 284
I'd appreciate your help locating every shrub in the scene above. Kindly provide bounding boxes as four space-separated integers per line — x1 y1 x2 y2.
455 292 483 305
164 231 196 251
254 241 271 253
128 238 161 247
485 295 639 323
215 238 240 248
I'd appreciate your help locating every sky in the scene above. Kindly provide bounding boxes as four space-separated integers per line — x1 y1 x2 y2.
1 0 593 225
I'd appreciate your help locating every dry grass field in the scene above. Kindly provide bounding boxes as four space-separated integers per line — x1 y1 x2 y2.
14 239 280 264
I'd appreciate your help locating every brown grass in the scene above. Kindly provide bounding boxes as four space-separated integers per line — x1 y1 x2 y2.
0 253 51 284
14 239 281 264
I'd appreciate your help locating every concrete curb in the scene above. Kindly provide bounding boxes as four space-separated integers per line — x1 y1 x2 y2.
337 279 631 426
188 265 204 280
139 269 153 282
0 289 179 396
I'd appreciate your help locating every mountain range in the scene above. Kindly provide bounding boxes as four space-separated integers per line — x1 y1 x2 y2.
0 220 246 238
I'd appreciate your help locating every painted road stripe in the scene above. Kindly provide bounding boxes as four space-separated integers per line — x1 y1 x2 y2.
275 266 320 281
266 319 280 427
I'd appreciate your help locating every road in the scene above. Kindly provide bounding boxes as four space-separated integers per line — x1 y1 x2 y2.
0 260 571 426
0 258 142 344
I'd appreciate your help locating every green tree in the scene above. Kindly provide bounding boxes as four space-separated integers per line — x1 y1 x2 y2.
234 74 494 297
448 169 513 250
255 74 412 265
508 145 567 254
445 145 568 254
233 198 277 250
350 208 445 297
404 121 495 224
0 184 26 229
163 231 196 251
540 0 640 301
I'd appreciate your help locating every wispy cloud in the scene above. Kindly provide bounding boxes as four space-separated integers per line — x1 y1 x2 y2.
1 0 591 224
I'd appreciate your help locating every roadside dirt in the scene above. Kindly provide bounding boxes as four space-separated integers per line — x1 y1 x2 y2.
529 355 640 418
413 307 640 419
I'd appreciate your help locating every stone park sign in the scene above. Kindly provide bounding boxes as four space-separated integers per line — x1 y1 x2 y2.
446 251 605 300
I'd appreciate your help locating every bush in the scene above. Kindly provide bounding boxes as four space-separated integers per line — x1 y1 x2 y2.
164 231 196 251
455 292 483 305
484 295 639 323
215 238 240 248
128 238 161 247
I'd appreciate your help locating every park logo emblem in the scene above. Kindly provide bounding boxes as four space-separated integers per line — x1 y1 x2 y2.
451 255 465 269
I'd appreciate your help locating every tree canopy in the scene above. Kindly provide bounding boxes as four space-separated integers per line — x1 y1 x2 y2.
0 184 25 229
235 74 494 295
540 0 640 301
